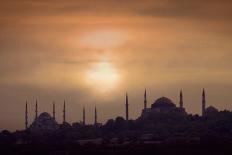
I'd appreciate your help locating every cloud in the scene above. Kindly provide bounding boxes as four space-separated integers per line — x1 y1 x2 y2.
0 0 232 131
1 0 231 21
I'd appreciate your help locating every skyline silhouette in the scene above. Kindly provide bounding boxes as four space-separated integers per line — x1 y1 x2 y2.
1 88 231 131
1 1 232 131
1 88 232 155
1 1 232 154
14 88 225 131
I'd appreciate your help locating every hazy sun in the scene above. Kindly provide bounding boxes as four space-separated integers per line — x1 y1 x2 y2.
85 62 120 92
78 29 127 49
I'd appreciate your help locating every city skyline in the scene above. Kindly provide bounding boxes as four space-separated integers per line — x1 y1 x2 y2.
1 0 232 131
22 89 212 130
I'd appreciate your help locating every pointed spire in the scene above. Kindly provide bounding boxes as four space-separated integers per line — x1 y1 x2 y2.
35 99 38 120
83 107 85 126
179 89 183 108
202 88 206 116
203 88 205 98
94 106 97 125
63 100 66 124
144 89 147 110
53 101 55 120
25 101 28 130
126 92 129 121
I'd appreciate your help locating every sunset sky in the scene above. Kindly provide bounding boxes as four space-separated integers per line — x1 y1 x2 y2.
0 0 232 131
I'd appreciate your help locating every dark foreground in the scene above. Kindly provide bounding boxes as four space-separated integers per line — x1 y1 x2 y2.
2 142 232 155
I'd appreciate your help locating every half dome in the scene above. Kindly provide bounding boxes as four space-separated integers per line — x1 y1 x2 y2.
205 106 218 113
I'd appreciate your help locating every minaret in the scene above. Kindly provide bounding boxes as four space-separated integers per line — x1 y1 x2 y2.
179 90 183 108
35 100 38 120
83 107 85 126
144 89 147 110
25 101 28 130
126 93 129 121
94 106 97 125
53 101 55 120
202 88 206 116
63 100 66 123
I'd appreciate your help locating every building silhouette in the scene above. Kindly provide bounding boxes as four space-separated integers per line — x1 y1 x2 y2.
144 89 147 110
83 107 85 126
202 88 206 116
25 101 28 130
94 106 97 125
35 100 38 120
63 100 66 124
24 89 219 133
52 101 55 120
179 90 183 108
140 96 187 119
125 92 129 121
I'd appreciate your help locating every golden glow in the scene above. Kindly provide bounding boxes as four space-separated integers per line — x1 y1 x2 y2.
85 62 120 92
78 30 127 49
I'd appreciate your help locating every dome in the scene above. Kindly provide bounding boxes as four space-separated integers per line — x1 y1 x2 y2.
151 97 176 109
60 122 72 128
205 106 218 113
38 112 52 119
29 112 58 132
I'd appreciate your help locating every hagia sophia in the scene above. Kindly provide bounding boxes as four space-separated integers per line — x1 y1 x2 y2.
25 89 219 132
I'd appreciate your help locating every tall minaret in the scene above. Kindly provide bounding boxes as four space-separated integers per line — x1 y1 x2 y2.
63 100 66 123
35 100 38 120
144 89 147 110
179 90 183 108
25 101 28 130
202 88 206 116
53 101 55 120
83 107 85 126
126 92 129 121
94 106 97 125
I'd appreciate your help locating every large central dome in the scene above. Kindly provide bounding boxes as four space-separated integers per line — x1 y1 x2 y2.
29 112 58 132
151 97 176 109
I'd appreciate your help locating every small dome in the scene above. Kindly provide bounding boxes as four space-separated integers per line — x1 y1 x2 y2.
205 106 218 113
61 122 72 128
151 97 176 109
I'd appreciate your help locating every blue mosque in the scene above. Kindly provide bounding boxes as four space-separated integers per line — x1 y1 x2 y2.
24 89 218 132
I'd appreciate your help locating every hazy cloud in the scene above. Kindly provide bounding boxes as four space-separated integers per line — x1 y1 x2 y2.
0 0 232 131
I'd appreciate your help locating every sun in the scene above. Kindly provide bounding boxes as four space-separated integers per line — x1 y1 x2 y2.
85 62 120 92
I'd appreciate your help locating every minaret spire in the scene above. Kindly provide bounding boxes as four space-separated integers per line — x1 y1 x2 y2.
53 101 55 120
35 99 38 120
94 106 97 125
126 92 129 121
83 107 85 126
144 89 147 110
63 100 66 123
25 101 28 130
179 90 183 108
202 88 206 116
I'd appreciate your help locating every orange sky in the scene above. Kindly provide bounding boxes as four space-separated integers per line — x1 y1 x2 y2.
0 0 232 131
